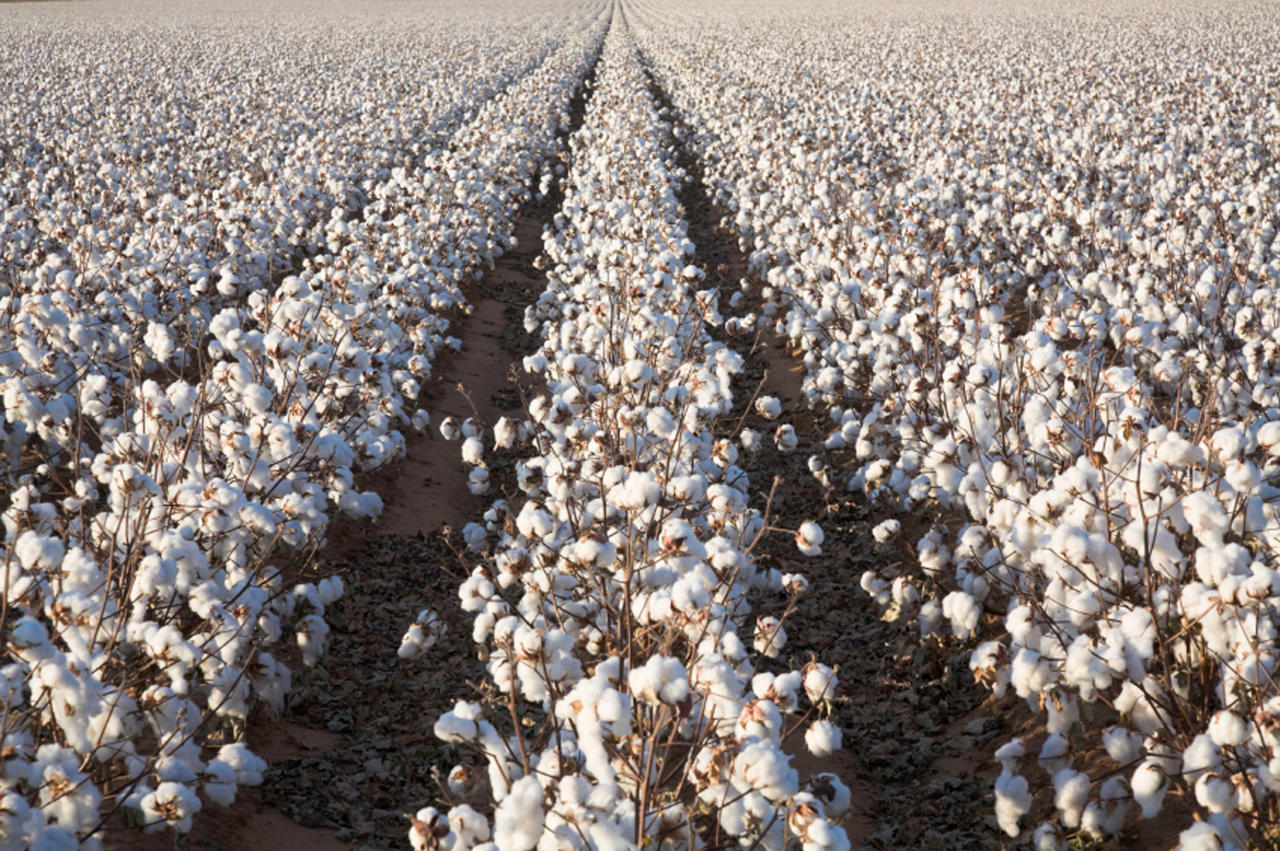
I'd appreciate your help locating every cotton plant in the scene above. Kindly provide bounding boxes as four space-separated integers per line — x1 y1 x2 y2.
401 19 848 850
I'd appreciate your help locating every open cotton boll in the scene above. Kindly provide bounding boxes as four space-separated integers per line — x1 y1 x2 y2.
202 759 239 807
755 396 782 419
735 740 799 802
1131 759 1167 818
805 719 842 757
1208 710 1249 747
775 423 799 452
142 781 202 833
216 743 267 786
795 520 824 556
461 436 485 466
492 776 544 850
398 609 445 660
803 662 838 706
628 655 689 705
409 807 450 851
1179 821 1235 851
1101 726 1143 765
754 616 787 658
494 417 517 449
995 771 1031 837
1182 733 1222 781
1052 768 1090 828
871 519 900 543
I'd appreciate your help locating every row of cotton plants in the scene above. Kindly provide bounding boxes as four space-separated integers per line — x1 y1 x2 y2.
0 4 607 847
635 0 1280 846
404 18 850 850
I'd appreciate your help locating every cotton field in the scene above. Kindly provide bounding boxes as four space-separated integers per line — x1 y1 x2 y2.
2 0 1278 848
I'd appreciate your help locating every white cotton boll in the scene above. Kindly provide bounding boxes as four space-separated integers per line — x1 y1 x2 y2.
297 613 329 666
439 416 460 441
494 417 517 449
736 740 799 802
1038 732 1070 776
1195 772 1235 814
1053 768 1090 828
775 424 799 452
1182 733 1221 782
805 719 842 757
754 616 787 658
448 804 489 846
740 428 761 452
398 609 445 660
216 743 267 786
795 521 824 556
1131 759 1167 818
872 519 900 543
628 655 689 705
142 781 202 833
810 773 851 816
468 467 490 495
646 406 677 440
1208 710 1249 747
409 807 448 851
461 436 484 466
447 765 479 798
242 383 273 415
1179 821 1229 851
942 590 980 639
995 771 1032 837
411 409 431 431
493 775 544 850
1101 726 1143 765
994 739 1025 776
803 663 837 706
202 760 238 807
756 396 782 419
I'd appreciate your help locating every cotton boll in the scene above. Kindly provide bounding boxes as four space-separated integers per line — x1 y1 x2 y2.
765 419 800 455
216 743 267 786
1053 768 1090 828
409 807 450 851
398 609 445 660
754 616 787 658
628 655 689 705
1208 710 1249 747
756 396 782 419
872 519 900 543
809 773 851 816
1195 772 1235 814
1101 726 1143 765
919 600 943 637
803 663 837 706
461 436 484 466
142 781 201 832
994 771 1031 837
1131 759 1167 818
202 759 238 807
1179 821 1230 851
795 521 824 556
494 417 517 449
1182 733 1221 782
493 776 543 850
1038 732 1070 776
805 720 842 757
